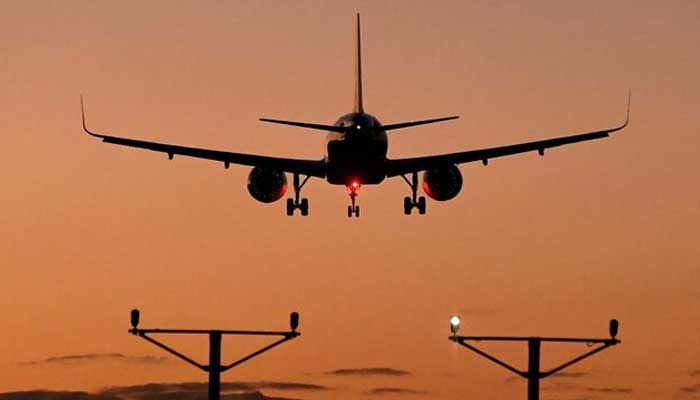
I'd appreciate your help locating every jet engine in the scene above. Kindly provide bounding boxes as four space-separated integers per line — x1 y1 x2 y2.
247 167 287 203
422 164 463 201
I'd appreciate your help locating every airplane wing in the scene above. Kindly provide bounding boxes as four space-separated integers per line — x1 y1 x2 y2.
386 101 629 178
81 99 326 178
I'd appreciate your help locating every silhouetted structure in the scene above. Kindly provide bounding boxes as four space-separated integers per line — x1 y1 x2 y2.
128 309 300 400
81 14 630 218
449 317 620 400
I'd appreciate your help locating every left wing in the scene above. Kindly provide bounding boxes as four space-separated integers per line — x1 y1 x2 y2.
81 98 326 178
386 98 629 177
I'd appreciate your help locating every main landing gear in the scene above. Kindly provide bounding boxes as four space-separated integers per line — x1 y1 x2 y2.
401 172 426 215
347 180 360 218
286 173 310 216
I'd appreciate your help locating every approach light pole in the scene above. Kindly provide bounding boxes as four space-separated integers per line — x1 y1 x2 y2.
449 316 621 400
128 309 301 400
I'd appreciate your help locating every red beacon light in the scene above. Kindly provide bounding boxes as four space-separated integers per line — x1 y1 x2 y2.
346 179 361 217
348 179 361 193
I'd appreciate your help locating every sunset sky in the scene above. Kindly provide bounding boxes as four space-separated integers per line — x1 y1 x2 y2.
1 1 699 399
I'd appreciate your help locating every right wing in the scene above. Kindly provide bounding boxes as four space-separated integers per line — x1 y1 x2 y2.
82 99 326 178
386 95 630 177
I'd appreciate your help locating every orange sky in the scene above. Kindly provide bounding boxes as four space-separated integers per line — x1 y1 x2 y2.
1 1 699 399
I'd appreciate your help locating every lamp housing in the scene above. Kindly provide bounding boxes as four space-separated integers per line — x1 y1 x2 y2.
290 312 299 331
130 309 140 329
609 319 619 339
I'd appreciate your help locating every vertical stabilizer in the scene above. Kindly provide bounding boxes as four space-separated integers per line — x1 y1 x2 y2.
353 13 364 113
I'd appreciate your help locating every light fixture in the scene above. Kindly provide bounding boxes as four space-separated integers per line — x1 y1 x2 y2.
450 315 461 337
290 312 299 331
130 309 140 330
609 319 619 339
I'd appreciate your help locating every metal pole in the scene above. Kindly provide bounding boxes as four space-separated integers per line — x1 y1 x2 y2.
209 331 221 400
527 338 540 400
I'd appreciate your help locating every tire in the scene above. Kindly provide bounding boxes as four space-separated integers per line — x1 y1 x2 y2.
355 205 360 218
300 198 309 216
418 196 426 215
403 196 412 215
286 198 295 216
347 205 353 218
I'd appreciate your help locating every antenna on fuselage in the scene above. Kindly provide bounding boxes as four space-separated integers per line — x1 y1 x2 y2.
353 13 364 114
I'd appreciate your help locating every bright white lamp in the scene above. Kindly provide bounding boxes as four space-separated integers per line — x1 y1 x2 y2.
450 315 461 337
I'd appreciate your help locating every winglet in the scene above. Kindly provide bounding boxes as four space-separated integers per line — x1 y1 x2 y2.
613 90 631 133
601 90 631 135
80 95 102 138
624 89 631 127
353 13 364 113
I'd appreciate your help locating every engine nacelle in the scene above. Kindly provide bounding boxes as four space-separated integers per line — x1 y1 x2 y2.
422 164 463 201
247 167 287 203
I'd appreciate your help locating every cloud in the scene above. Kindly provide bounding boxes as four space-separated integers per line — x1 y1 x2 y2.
0 390 295 400
19 353 169 366
101 381 328 400
363 388 428 396
549 372 590 379
242 383 326 392
222 394 300 400
0 391 121 400
678 382 700 394
0 381 327 400
677 371 700 397
586 387 633 394
326 368 410 377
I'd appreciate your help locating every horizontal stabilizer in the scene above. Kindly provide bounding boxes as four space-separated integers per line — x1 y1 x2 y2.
259 118 345 133
382 116 459 131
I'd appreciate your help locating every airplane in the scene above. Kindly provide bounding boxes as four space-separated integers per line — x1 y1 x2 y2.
82 14 629 218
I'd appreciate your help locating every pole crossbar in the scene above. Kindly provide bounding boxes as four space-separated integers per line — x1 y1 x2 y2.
130 328 295 336
456 336 618 344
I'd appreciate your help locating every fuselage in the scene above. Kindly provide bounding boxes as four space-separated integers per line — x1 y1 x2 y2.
325 112 388 185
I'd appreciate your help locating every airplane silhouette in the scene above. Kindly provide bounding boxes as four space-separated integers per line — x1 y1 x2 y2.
82 14 629 218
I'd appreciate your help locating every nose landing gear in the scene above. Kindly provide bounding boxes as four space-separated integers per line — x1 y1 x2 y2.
401 172 426 215
347 180 361 218
286 173 310 216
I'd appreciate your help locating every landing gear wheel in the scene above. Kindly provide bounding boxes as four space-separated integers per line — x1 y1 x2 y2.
286 198 295 216
286 173 311 216
401 173 426 215
403 196 412 215
300 198 309 216
347 205 359 218
417 196 426 215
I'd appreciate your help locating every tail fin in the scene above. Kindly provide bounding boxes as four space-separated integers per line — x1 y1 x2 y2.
353 13 364 113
